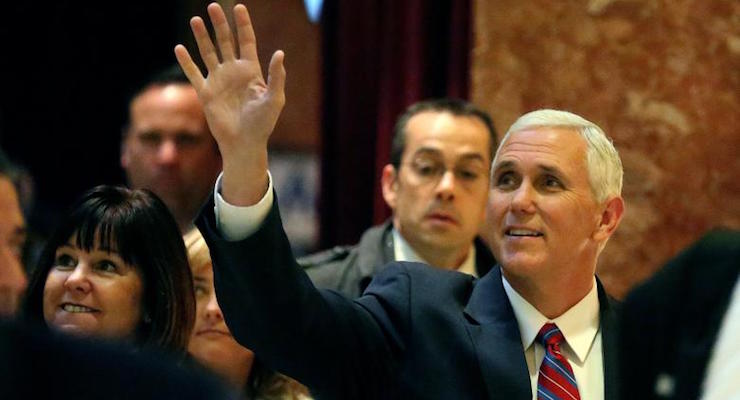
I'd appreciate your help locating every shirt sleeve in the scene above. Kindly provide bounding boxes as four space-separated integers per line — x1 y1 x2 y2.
213 171 274 241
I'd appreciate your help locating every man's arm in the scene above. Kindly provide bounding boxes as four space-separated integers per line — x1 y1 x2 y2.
176 4 404 397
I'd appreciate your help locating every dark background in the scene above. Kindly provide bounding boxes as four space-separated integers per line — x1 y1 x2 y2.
0 0 471 252
0 2 189 236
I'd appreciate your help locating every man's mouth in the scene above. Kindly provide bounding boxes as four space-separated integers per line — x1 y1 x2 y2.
61 303 99 313
426 212 458 225
505 228 543 237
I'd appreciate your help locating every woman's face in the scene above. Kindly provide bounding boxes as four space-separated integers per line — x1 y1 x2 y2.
42 236 144 340
188 261 254 386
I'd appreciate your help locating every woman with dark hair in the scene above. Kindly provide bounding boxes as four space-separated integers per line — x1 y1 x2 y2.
23 185 195 355
184 227 310 399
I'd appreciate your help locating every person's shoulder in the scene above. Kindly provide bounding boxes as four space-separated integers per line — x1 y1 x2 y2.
370 261 476 293
298 245 354 268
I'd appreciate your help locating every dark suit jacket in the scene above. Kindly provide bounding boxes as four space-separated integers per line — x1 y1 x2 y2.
620 229 740 400
299 219 496 298
197 197 620 400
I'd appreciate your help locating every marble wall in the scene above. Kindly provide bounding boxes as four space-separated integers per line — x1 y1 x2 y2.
472 0 739 298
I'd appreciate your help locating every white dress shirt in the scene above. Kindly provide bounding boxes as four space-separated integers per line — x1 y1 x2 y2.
502 275 604 400
213 173 274 241
392 229 478 277
700 277 740 400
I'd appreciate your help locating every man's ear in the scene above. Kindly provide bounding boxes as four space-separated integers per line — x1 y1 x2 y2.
381 164 399 211
593 196 624 242
120 137 130 168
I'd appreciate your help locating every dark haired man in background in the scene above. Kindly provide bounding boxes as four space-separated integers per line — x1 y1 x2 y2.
121 66 222 232
301 98 498 297
0 148 27 317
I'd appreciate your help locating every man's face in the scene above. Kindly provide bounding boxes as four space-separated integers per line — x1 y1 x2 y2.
121 84 221 230
488 127 604 284
382 111 491 261
0 176 27 316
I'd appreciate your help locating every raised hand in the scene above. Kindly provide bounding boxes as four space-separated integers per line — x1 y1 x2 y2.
174 3 285 205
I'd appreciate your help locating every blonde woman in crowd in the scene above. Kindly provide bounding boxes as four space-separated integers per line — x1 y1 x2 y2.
185 228 311 400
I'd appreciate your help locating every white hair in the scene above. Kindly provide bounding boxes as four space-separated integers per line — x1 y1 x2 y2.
493 109 623 202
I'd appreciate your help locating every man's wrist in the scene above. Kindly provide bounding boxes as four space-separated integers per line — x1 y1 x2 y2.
220 148 269 206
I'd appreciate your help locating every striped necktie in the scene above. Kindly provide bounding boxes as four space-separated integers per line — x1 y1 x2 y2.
536 323 581 400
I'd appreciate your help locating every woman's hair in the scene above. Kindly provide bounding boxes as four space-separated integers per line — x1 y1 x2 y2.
23 185 195 355
246 360 310 400
184 227 309 399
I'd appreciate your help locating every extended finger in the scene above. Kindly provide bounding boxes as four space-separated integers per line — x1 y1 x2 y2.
234 4 259 65
266 50 286 106
174 45 205 91
207 3 236 62
190 16 220 71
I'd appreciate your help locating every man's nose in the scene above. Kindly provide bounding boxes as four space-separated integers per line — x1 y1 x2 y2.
510 181 536 213
435 170 457 200
156 140 179 165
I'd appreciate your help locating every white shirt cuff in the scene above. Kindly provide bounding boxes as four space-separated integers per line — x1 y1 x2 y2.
213 171 274 241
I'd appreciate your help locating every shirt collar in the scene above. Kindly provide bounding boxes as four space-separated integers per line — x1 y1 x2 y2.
501 274 600 363
391 228 477 277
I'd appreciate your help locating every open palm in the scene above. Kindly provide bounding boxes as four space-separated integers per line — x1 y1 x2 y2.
175 3 285 156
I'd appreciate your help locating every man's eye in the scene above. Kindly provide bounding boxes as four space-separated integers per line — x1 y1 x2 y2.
175 135 200 147
495 172 516 188
543 176 563 189
413 162 439 177
457 169 480 181
138 133 161 145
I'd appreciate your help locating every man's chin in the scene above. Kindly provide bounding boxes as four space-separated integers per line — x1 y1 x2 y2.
499 254 547 276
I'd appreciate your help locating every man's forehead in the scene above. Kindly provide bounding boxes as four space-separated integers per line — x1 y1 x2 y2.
410 147 487 164
495 127 585 161
131 84 200 113
129 86 208 133
403 112 490 159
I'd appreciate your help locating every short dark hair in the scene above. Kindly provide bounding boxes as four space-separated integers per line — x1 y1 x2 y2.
22 185 195 355
389 98 497 169
128 64 190 105
122 65 192 136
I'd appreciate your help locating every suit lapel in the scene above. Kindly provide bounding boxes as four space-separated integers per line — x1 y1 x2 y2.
463 267 532 400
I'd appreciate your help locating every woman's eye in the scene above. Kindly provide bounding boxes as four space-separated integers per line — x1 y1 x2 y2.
54 254 76 269
194 285 209 297
97 260 118 273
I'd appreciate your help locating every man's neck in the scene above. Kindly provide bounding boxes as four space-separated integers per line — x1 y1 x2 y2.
393 229 472 270
502 268 596 319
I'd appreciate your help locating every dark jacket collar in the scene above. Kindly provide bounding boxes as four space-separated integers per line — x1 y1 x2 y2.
464 266 620 400
355 220 497 280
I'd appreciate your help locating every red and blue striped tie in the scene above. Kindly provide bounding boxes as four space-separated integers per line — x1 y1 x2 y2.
536 323 581 400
